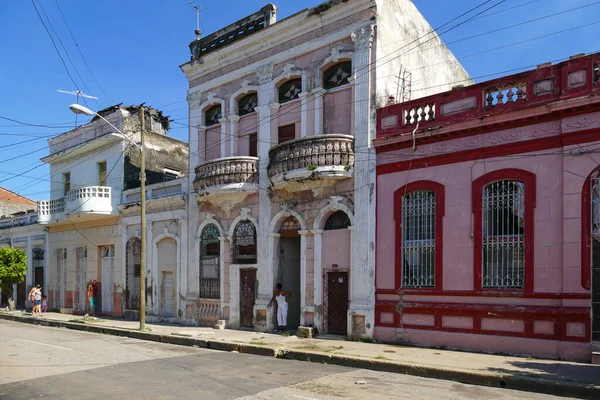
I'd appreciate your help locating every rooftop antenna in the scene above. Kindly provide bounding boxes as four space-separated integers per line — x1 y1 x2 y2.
188 1 203 40
57 89 99 127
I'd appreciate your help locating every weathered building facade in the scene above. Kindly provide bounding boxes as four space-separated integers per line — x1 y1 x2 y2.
181 0 471 334
375 53 600 361
37 105 189 318
0 209 46 308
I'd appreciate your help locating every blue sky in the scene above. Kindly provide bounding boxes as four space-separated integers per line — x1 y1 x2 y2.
1 0 599 201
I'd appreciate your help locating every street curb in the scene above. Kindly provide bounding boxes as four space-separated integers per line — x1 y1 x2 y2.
2 313 598 399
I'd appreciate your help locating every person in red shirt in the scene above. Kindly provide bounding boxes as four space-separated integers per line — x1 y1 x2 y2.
84 280 99 319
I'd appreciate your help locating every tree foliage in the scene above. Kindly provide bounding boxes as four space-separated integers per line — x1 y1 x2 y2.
0 247 27 295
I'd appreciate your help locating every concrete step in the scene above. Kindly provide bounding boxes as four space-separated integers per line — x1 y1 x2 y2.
592 352 600 365
296 326 313 339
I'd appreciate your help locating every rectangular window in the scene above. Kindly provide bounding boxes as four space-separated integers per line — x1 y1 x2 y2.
278 124 296 144
482 180 525 288
63 172 71 195
248 133 257 157
98 161 107 186
401 191 436 288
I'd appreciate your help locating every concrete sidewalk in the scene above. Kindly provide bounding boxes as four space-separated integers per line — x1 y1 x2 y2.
1 311 599 399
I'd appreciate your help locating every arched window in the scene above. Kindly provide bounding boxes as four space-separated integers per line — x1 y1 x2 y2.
323 61 352 90
126 238 141 310
205 105 222 126
324 211 351 230
200 224 220 298
238 93 258 116
472 169 535 292
232 220 257 264
280 216 301 233
400 191 436 288
481 180 525 288
279 78 302 104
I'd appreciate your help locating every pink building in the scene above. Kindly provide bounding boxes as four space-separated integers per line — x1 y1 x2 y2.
374 53 600 362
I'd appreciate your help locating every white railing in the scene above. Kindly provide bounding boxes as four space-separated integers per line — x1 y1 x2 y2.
38 186 119 224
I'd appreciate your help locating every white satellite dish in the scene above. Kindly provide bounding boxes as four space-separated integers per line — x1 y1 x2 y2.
57 90 99 127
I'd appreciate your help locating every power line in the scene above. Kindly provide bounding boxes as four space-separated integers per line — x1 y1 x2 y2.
35 0 100 109
30 0 91 109
54 0 112 106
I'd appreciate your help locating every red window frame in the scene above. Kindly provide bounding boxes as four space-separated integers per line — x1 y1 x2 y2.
393 180 445 292
472 169 536 293
580 168 597 291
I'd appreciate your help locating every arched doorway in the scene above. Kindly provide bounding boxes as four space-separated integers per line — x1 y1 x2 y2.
126 238 141 311
322 211 351 334
276 216 302 330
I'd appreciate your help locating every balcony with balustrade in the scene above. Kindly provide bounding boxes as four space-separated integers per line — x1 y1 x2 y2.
38 186 120 225
376 53 600 149
267 134 355 192
194 156 259 197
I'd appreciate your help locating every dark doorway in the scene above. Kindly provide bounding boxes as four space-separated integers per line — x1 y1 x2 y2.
593 240 600 341
240 268 257 328
324 270 349 335
16 282 26 308
278 236 301 330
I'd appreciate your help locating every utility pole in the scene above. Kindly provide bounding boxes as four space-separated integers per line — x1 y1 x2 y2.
139 107 146 330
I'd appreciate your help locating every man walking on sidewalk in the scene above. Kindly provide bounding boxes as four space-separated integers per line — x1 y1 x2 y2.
84 280 98 319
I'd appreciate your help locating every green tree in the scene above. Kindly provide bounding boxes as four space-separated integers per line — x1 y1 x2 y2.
0 247 27 297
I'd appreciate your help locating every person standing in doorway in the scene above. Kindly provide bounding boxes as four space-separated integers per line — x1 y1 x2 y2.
268 283 292 332
84 280 98 319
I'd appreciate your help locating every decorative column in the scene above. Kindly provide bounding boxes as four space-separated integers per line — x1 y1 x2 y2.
350 25 375 337
26 237 32 290
299 92 309 138
147 222 156 315
267 232 280 330
218 236 227 316
186 90 202 317
311 228 324 331
219 117 228 158
298 229 309 326
178 217 187 322
312 87 327 135
228 115 240 157
255 63 275 331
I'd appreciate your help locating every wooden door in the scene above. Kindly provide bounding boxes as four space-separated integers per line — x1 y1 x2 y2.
161 272 175 317
325 271 349 335
279 237 301 329
16 282 26 307
240 269 256 328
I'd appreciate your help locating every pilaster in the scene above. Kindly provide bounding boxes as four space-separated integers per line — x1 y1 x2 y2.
298 92 309 138
350 24 375 337
311 228 324 331
311 87 327 135
228 115 241 157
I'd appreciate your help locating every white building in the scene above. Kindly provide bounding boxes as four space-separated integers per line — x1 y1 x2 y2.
179 0 471 335
37 105 189 318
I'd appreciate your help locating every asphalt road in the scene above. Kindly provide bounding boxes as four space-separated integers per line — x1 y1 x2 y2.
0 320 575 400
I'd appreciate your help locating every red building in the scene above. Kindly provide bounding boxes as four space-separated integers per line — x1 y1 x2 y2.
374 53 600 362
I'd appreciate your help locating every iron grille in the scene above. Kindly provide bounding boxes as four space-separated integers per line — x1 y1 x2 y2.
482 180 525 288
205 105 221 126
200 224 220 299
401 190 436 287
126 238 141 310
323 270 348 335
279 78 302 103
232 220 257 264
238 93 258 117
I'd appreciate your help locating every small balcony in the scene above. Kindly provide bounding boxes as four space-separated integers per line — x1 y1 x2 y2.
194 156 259 196
38 186 120 225
267 134 355 191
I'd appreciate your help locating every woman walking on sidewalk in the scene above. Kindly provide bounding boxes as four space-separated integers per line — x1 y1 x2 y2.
28 284 42 317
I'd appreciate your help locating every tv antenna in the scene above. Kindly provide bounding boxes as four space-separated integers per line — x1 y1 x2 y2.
57 90 99 127
188 1 203 39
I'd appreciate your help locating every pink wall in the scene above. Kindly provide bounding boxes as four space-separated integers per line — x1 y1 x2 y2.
324 87 352 135
205 126 221 161
322 229 351 271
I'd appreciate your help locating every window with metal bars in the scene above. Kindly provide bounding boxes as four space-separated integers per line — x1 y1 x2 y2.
232 220 257 264
401 191 436 288
482 180 525 288
200 224 220 298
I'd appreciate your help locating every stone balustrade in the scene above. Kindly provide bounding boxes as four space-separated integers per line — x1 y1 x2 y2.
194 156 259 192
267 134 355 179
